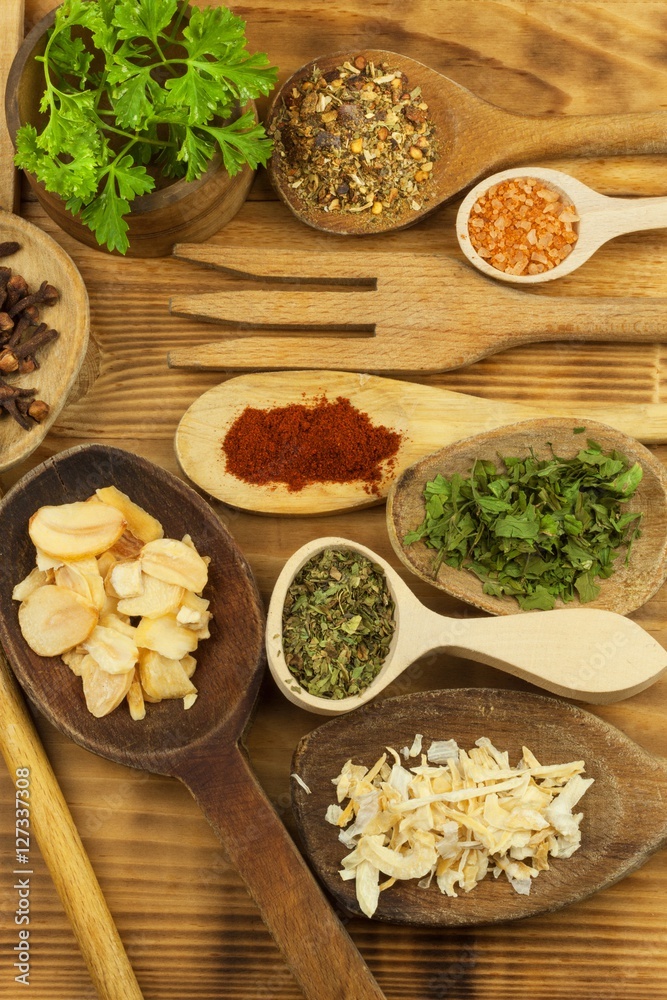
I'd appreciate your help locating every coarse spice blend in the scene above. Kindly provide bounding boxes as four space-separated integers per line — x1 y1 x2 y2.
468 177 579 276
269 55 437 221
282 548 396 699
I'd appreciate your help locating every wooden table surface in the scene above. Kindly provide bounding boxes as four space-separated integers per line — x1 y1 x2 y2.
3 1 667 997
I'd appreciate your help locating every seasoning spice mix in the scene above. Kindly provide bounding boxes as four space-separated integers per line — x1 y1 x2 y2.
270 55 437 222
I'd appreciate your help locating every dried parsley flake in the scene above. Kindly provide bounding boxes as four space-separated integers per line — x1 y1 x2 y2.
404 439 644 611
282 548 395 699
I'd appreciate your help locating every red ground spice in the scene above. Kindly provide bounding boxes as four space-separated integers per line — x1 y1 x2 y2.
222 395 402 493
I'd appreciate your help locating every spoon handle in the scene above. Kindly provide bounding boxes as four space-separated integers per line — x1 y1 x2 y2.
410 607 667 703
0 648 144 1000
176 743 386 1000
594 195 667 241
493 108 667 164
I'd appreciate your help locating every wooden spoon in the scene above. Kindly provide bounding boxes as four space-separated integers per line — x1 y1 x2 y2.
266 49 667 236
291 687 667 926
0 0 90 472
387 417 667 617
175 370 667 516
0 445 386 1000
265 536 667 716
456 166 667 284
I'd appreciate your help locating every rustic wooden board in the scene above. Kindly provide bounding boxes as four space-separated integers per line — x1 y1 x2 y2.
3 1 667 998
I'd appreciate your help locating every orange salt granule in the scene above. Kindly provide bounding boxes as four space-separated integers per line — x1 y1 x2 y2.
468 177 579 276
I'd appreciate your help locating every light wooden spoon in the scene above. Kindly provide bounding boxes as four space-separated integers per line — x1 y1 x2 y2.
266 49 667 235
175 370 667 516
456 166 667 284
291 688 667 926
387 417 667 617
0 445 386 1000
265 536 667 717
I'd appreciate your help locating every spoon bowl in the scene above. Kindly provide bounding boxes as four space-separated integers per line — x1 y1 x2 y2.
266 49 667 236
0 445 386 1000
456 166 667 284
291 687 667 926
175 371 667 516
266 535 667 716
387 417 667 617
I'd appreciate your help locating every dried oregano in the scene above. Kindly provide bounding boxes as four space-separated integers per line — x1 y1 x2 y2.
404 439 644 611
282 548 395 699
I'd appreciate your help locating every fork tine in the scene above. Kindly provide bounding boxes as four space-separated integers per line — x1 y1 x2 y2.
169 289 377 329
173 244 381 281
168 336 387 371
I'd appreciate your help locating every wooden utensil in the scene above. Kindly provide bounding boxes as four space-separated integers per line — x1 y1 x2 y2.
175 370 667 516
457 166 667 284
0 0 89 472
265 536 667 716
291 687 667 926
167 244 667 374
387 417 667 617
0 445 387 1000
0 646 145 1000
265 49 667 236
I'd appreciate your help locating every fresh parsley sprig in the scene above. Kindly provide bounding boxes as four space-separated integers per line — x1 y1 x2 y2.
15 0 277 253
404 439 644 611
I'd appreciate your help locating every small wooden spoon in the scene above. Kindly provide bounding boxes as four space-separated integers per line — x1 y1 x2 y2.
0 446 386 1000
387 417 667 617
291 688 667 926
456 166 667 284
175 371 667 516
266 49 667 235
265 536 667 716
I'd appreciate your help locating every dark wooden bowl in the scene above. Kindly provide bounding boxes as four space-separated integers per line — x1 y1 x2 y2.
292 688 667 927
0 444 265 770
5 8 255 258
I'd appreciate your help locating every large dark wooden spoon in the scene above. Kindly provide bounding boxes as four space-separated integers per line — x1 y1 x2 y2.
266 49 667 235
292 688 667 926
0 445 386 1000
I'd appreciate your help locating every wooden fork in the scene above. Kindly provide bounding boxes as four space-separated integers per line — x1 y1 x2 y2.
168 244 667 374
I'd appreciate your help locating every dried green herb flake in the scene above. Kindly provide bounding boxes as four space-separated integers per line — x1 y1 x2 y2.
282 548 395 699
404 441 644 611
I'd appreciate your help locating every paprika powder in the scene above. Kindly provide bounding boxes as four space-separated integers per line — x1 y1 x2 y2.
222 395 402 493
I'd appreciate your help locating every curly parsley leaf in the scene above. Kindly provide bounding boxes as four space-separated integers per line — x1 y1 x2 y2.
14 0 276 252
80 155 154 254
113 0 178 41
203 112 274 174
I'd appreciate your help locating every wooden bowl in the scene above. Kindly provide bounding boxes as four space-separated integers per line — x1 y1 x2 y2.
0 444 265 764
387 418 667 617
0 216 89 473
5 9 256 258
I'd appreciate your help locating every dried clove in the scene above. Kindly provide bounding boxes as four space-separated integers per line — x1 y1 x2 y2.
5 273 29 311
0 324 58 374
0 378 42 431
0 243 61 432
8 280 59 318
0 241 21 259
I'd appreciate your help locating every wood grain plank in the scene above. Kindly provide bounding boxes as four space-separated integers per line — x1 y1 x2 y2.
4 1 667 998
